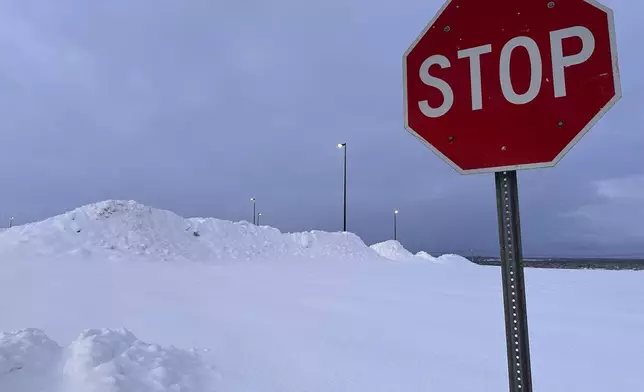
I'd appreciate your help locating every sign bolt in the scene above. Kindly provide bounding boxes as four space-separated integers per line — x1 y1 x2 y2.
558 121 564 127
501 146 507 151
448 135 455 142
547 1 555 8
444 26 451 32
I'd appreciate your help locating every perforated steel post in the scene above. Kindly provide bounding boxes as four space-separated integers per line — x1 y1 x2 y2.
495 170 533 392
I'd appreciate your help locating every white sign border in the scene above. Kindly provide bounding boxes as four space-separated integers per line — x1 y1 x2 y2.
402 0 623 175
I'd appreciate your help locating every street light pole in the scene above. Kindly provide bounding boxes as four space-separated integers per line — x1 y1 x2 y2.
250 198 256 225
394 209 399 241
337 143 347 232
257 212 262 226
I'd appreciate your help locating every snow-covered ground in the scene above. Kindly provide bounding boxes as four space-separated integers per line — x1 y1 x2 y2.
0 200 642 391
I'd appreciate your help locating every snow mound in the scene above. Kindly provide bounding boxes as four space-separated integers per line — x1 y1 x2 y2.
370 242 472 265
434 254 477 266
0 329 61 391
370 240 416 261
415 251 436 260
0 328 217 392
0 200 377 262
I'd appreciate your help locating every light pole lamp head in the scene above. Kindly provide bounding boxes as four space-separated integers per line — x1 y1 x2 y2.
250 198 256 202
394 210 399 215
337 143 346 149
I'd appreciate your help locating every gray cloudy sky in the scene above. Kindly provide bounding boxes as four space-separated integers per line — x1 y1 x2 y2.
0 0 642 256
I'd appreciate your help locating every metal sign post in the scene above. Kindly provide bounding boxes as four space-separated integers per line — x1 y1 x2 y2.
495 171 532 392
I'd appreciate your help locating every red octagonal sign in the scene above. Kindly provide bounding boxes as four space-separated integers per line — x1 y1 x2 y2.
403 0 621 174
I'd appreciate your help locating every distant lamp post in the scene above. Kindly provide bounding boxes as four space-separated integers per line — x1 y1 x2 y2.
393 209 399 241
250 198 257 225
257 213 262 225
337 143 347 232
9 217 14 228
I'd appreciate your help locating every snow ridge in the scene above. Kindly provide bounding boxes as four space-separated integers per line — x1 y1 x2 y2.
0 200 379 262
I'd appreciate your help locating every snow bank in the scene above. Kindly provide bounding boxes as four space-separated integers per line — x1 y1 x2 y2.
370 240 415 261
369 241 475 266
434 254 477 266
370 240 448 263
415 251 436 260
0 328 217 392
0 200 377 262
190 217 377 261
0 200 467 264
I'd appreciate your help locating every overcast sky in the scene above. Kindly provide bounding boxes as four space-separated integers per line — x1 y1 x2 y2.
0 0 642 256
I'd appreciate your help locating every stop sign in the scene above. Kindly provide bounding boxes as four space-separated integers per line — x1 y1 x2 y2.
403 0 621 174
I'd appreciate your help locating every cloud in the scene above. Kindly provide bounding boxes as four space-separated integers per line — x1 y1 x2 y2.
564 175 644 251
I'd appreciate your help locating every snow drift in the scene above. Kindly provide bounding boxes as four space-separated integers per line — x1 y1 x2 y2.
370 240 460 264
0 200 381 262
0 328 217 392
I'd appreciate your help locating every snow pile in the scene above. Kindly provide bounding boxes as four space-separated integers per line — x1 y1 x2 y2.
0 200 377 262
0 200 209 261
290 231 378 260
190 217 376 261
0 329 60 392
434 254 478 266
369 241 473 265
0 328 217 392
370 240 416 261
371 240 450 263
415 251 436 260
